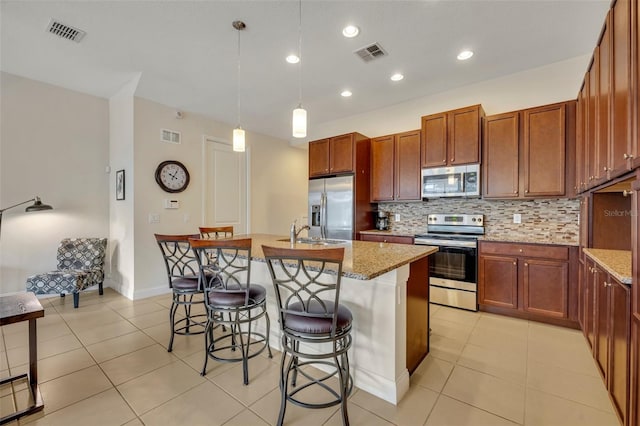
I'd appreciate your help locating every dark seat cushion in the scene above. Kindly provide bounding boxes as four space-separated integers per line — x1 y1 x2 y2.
284 300 352 335
171 276 199 291
208 284 266 307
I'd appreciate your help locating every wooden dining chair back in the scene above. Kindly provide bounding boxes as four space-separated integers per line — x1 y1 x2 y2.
199 226 233 239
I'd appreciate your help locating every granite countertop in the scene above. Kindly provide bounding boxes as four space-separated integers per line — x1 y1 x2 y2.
479 235 579 246
583 248 632 285
213 234 437 281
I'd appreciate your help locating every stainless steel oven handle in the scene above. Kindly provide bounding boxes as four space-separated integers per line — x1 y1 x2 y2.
414 238 477 248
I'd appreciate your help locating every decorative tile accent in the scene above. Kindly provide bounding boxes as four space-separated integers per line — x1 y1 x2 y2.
379 198 579 245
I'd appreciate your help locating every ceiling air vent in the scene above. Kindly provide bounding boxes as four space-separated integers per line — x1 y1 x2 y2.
46 19 86 42
354 43 387 63
161 129 181 144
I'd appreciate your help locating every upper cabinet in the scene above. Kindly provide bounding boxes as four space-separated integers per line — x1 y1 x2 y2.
421 105 484 167
371 130 422 202
308 132 369 178
483 101 575 199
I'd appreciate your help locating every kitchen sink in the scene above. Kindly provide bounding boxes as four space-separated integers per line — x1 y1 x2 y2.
276 238 348 245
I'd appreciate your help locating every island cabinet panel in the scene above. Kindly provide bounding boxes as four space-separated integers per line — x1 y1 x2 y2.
523 259 569 318
478 255 518 310
479 241 578 327
611 0 632 179
371 130 421 202
483 101 574 199
483 112 519 198
522 103 566 197
421 105 483 168
406 256 429 374
308 133 369 178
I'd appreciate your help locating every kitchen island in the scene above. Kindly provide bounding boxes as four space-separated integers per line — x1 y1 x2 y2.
219 234 437 405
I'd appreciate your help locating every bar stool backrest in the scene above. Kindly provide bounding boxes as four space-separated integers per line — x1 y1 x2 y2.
154 234 201 287
199 226 234 239
190 238 253 306
262 245 345 338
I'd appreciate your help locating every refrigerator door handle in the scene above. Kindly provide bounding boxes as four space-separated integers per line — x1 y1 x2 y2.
320 192 327 239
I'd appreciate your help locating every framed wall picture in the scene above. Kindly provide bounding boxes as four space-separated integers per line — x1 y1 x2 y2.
116 169 125 200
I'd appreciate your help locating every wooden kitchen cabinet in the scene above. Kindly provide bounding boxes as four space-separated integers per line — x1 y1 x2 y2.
308 132 369 178
611 0 632 179
597 13 611 187
370 130 421 202
595 262 610 378
478 241 577 326
483 101 575 199
421 105 484 167
585 258 597 349
629 176 639 426
483 112 519 198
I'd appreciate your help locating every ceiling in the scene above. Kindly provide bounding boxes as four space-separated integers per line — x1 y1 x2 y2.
1 1 610 143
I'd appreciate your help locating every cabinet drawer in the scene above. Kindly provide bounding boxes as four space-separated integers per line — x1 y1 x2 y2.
479 241 569 260
361 234 413 244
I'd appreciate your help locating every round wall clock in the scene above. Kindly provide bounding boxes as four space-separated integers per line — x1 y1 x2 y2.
155 160 190 193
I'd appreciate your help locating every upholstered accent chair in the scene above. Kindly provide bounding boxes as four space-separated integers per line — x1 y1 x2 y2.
26 238 107 308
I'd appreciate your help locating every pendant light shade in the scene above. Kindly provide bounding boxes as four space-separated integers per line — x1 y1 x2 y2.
292 105 307 138
232 20 246 152
292 0 307 139
233 127 246 152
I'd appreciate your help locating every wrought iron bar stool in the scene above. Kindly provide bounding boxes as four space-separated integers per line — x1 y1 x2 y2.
199 226 234 239
262 245 353 426
190 237 272 385
155 234 207 352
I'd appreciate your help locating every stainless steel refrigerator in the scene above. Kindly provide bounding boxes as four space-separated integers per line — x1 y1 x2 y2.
308 176 354 240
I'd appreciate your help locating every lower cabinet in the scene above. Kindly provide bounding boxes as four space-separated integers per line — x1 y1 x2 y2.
478 241 577 326
585 259 631 425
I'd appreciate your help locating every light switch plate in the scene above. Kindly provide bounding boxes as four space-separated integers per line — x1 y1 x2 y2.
513 213 521 224
149 213 160 224
394 213 400 222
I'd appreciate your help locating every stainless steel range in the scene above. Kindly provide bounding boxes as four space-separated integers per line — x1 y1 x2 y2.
414 214 484 311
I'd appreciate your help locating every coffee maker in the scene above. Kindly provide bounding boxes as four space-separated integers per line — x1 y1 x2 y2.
374 211 389 231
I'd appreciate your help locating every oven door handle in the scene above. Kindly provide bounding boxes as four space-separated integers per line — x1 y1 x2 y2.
414 239 476 248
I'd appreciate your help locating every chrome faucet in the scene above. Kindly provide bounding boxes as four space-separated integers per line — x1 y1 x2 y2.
290 220 310 243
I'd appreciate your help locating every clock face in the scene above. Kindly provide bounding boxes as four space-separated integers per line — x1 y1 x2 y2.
155 161 190 193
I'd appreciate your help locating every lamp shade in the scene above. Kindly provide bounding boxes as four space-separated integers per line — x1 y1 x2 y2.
233 127 246 152
25 197 53 212
292 106 307 138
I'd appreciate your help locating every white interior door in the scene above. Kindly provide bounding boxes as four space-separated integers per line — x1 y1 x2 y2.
202 136 249 234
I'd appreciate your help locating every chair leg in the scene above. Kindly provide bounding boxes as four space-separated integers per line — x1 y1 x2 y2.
201 319 213 376
278 347 295 426
265 311 273 358
168 298 179 352
99 281 104 295
336 353 350 426
73 292 79 308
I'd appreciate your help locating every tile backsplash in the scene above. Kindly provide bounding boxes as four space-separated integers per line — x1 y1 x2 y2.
380 198 579 244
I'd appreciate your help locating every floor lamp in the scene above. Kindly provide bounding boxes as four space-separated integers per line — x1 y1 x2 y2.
0 197 53 238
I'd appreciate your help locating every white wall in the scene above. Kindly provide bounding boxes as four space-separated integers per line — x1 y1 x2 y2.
108 76 139 299
0 72 110 294
130 98 308 299
305 55 589 142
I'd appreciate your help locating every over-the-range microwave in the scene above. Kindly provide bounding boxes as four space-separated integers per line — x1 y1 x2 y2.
421 164 480 199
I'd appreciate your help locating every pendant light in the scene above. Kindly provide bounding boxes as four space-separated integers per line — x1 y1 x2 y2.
232 20 246 152
292 0 307 138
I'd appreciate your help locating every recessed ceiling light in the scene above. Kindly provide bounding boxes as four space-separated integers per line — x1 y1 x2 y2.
341 90 352 97
457 50 474 60
342 25 359 38
286 54 300 64
390 73 404 82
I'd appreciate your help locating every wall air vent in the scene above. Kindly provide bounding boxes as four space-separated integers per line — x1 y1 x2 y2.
354 42 387 63
161 129 181 144
46 19 86 42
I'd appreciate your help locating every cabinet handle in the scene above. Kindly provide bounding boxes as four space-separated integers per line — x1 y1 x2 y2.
624 153 634 159
513 190 518 194
519 249 523 253
623 190 632 197
524 263 528 267
451 158 455 162
442 159 446 164
513 261 517 265
525 190 529 194
603 166 609 172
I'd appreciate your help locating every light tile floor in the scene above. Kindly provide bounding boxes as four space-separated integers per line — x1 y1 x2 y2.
0 289 620 425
